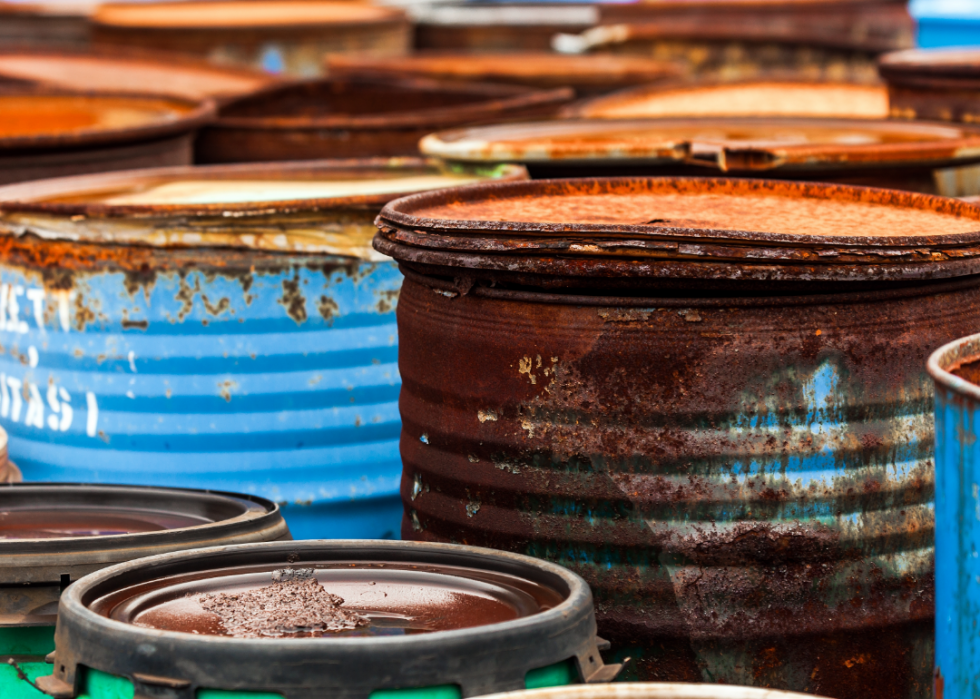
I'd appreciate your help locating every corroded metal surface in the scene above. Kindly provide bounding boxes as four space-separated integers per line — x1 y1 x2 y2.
376 177 980 699
927 334 980 699
563 79 889 119
0 2 90 50
419 117 980 196
91 1 411 77
412 3 598 54
0 90 214 185
880 48 980 124
197 76 573 164
477 684 834 699
0 47 276 101
0 158 526 540
326 53 684 97
558 5 912 84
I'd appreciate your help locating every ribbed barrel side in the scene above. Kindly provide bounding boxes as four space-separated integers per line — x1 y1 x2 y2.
397 276 980 699
0 237 402 540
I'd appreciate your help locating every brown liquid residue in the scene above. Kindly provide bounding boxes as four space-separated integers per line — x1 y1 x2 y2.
96 562 565 638
0 507 211 539
0 95 190 139
952 358 980 387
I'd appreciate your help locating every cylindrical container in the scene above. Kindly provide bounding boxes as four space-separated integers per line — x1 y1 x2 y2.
563 79 889 119
0 483 288 695
0 424 19 483
35 540 621 699
0 159 526 541
91 1 411 78
479 683 834 699
325 53 684 97
554 10 912 84
0 47 276 101
420 117 980 196
0 2 90 50
411 3 598 54
196 76 573 164
0 90 214 186
374 176 980 699
879 48 980 123
927 333 980 699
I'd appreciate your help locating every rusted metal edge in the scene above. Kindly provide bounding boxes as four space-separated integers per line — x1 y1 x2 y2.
879 48 980 80
928 331 980 403
419 116 980 169
212 77 574 132
376 177 980 249
0 88 216 153
0 158 527 218
396 262 980 307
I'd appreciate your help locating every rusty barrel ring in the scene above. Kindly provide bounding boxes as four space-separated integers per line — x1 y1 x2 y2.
928 332 980 404
42 539 616 699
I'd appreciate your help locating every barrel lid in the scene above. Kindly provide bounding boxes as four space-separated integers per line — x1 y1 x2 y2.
325 53 684 92
374 177 980 284
879 47 980 81
0 158 526 259
0 90 214 152
565 80 890 119
93 1 406 30
419 116 980 171
0 48 275 100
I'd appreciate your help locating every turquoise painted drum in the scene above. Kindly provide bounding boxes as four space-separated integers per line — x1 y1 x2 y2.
0 158 525 539
928 333 980 699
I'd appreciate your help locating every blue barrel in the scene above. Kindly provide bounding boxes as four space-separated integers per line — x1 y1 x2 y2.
929 333 980 699
0 159 525 540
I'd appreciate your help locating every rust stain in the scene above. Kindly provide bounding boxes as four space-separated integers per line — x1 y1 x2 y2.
280 272 307 324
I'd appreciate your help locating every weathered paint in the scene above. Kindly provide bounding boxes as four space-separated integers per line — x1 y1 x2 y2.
0 159 526 540
927 333 980 699
375 177 980 699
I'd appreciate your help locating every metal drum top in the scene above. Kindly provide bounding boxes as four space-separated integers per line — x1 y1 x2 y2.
38 540 617 699
0 48 276 101
879 47 980 81
325 53 684 96
375 176 980 287
878 47 980 123
563 80 890 119
478 684 835 699
0 90 214 152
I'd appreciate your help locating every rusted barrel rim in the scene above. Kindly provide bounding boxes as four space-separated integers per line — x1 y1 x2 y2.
58 539 590 645
211 77 574 132
377 176 980 249
419 116 980 168
0 89 216 152
928 332 980 403
0 158 528 219
477 683 834 699
879 47 980 80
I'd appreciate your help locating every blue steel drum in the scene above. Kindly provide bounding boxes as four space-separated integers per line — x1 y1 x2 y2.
0 158 525 540
929 333 980 699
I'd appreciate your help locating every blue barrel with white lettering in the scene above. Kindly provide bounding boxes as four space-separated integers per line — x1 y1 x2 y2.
0 159 525 539
929 333 980 699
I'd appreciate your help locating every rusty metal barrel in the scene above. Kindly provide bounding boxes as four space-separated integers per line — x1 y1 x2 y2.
563 79 890 119
372 176 980 699
420 117 980 196
325 53 684 97
0 90 214 186
0 158 525 541
879 48 980 123
196 76 573 164
91 1 411 77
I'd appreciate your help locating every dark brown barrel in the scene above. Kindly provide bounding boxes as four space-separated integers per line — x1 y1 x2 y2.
412 3 598 53
0 90 214 185
91 1 411 77
196 76 573 164
879 48 980 123
326 53 684 97
563 79 889 119
0 3 90 50
555 4 913 84
373 177 980 699
419 117 980 196
0 48 276 101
